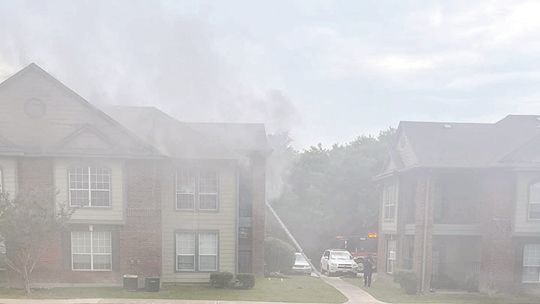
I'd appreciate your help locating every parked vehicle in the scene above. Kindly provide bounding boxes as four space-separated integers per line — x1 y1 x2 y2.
291 252 312 275
320 249 359 276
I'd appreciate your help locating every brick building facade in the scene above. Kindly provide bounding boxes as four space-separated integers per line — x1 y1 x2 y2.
377 117 540 296
0 64 268 286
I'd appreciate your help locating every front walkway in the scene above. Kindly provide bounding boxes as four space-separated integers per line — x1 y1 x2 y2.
321 277 387 304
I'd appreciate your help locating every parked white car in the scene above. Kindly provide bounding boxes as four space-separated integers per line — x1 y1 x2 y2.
291 252 312 275
320 249 359 276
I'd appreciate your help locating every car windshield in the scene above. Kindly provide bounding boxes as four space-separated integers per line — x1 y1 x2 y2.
295 253 307 263
330 252 351 260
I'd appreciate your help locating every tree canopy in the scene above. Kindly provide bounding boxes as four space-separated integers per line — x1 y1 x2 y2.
269 129 395 263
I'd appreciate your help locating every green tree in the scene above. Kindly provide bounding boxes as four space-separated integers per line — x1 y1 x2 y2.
0 192 72 294
270 128 395 263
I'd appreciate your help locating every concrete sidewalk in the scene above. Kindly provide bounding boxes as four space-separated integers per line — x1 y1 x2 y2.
320 277 388 304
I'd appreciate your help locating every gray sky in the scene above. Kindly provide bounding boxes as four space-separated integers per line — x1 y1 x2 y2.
1 0 540 148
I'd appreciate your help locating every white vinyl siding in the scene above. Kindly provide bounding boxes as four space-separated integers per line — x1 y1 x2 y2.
528 183 540 220
176 169 219 211
69 167 111 207
176 231 219 272
523 244 540 283
71 231 112 271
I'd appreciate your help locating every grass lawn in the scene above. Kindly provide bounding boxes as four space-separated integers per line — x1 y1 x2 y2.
0 276 347 303
343 276 540 304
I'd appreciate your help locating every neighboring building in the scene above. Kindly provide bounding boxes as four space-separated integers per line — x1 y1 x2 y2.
376 116 540 295
0 64 268 286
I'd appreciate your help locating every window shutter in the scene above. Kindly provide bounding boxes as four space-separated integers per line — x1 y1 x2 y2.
61 231 71 270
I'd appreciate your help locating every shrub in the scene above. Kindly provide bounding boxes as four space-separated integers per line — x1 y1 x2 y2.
210 272 234 288
396 270 417 295
236 273 256 289
264 237 295 273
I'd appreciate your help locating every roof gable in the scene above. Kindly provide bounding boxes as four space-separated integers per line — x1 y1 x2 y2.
0 64 159 157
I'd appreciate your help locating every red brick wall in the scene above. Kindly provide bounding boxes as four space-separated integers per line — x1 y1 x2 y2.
477 170 516 294
7 158 162 286
119 160 162 277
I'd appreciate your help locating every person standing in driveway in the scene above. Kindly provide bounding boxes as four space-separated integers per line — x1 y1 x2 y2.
362 256 374 287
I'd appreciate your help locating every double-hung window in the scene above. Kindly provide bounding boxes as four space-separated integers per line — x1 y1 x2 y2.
69 167 111 207
176 169 218 211
176 170 196 210
523 244 540 283
383 182 397 222
528 182 540 220
175 231 218 272
71 231 112 271
176 232 196 271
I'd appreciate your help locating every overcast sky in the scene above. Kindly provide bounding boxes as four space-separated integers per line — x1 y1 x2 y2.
1 0 540 148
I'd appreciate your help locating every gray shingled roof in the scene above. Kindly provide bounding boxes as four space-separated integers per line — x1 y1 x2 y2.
106 106 268 160
392 115 540 170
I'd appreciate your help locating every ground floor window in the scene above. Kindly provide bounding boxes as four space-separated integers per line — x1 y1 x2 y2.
176 231 218 272
71 231 112 271
387 238 396 274
523 244 540 283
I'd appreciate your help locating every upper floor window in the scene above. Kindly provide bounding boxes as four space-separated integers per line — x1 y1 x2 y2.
522 244 540 283
383 182 397 222
176 169 219 211
69 167 111 207
528 182 540 220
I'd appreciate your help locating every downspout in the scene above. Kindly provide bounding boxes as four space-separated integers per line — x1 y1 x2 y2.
421 173 431 293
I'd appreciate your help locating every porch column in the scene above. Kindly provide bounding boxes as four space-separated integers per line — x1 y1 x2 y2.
413 171 435 293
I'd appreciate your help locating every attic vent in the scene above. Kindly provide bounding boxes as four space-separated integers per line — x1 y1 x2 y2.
443 124 452 129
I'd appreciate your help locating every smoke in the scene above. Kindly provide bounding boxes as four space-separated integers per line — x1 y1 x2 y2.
0 0 300 135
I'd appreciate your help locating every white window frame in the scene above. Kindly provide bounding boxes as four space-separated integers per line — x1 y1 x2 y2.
68 166 111 208
198 232 218 271
528 182 540 221
198 171 219 211
175 232 196 272
175 169 219 211
383 182 397 222
523 244 540 283
71 231 112 271
387 239 396 274
175 169 197 211
175 231 219 272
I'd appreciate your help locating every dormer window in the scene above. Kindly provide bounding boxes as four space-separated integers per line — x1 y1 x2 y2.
528 182 540 220
69 167 111 207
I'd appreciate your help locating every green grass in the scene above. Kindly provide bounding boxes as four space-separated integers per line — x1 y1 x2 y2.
343 276 540 304
0 276 347 303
